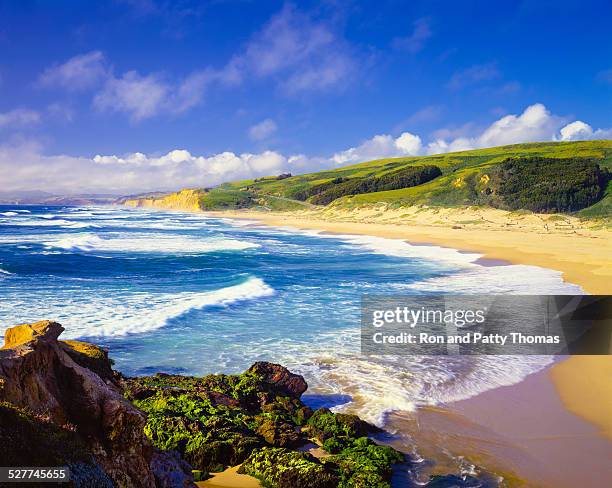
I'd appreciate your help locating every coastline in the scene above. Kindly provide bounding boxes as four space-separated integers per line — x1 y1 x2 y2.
204 206 612 295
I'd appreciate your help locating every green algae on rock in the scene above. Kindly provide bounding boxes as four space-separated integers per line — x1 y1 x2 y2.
124 362 406 487
238 447 339 488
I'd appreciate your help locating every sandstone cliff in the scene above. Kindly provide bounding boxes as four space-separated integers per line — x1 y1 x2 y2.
123 189 203 212
0 321 195 488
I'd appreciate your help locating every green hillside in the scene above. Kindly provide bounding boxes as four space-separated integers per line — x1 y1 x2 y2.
195 140 612 218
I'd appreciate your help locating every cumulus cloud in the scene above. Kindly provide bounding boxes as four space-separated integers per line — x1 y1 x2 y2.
332 132 422 165
427 103 566 154
38 51 108 90
248 119 278 141
0 140 290 194
392 18 432 53
557 120 612 141
0 108 41 128
448 62 500 90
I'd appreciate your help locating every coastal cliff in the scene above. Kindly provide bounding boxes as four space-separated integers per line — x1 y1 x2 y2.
0 321 195 488
124 189 203 212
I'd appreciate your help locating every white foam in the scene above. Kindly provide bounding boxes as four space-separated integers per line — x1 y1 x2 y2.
5 218 77 227
43 233 260 254
264 328 554 426
0 211 19 216
223 220 483 267
1 277 274 337
220 218 263 227
0 268 13 275
402 263 585 294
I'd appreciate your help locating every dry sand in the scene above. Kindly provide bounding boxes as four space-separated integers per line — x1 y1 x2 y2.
197 466 261 488
550 355 612 439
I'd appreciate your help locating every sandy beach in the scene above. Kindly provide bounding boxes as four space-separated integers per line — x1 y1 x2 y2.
202 205 612 487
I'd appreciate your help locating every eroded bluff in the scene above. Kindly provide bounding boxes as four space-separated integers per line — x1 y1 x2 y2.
0 321 194 488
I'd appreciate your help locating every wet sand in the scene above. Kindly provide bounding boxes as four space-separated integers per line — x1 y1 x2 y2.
385 362 612 487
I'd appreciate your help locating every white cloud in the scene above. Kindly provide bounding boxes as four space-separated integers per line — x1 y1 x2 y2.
93 68 219 121
477 103 563 147
427 103 567 154
392 18 432 53
0 108 41 128
248 119 278 141
332 132 422 165
558 121 594 141
557 120 612 141
39 51 108 90
0 139 289 194
36 5 357 123
426 137 474 155
39 52 214 121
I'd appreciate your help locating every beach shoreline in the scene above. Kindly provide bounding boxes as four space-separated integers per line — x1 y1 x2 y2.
204 206 611 295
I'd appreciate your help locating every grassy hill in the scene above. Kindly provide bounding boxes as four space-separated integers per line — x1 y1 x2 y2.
130 140 612 218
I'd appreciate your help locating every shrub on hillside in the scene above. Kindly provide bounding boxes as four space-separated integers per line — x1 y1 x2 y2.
310 165 442 205
487 157 610 213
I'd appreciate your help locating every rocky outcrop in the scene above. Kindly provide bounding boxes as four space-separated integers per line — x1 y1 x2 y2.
0 321 195 488
124 362 405 487
247 361 308 398
124 189 203 212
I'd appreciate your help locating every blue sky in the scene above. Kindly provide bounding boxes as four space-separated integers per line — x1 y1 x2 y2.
1 0 611 194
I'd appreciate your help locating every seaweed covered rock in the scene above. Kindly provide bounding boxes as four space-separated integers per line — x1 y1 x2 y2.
306 407 380 443
0 321 195 488
326 437 404 488
124 363 311 473
127 362 407 487
255 416 302 447
238 447 339 488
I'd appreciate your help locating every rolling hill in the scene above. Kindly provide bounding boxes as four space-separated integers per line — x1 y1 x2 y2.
125 140 612 219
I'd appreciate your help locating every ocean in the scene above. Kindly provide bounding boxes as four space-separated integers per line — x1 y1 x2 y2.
0 205 582 425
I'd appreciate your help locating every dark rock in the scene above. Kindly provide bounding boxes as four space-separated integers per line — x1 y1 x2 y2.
151 449 195 488
306 407 378 442
247 361 308 398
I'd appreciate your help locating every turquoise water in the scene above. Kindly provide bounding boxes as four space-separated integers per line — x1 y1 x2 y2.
0 205 581 424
